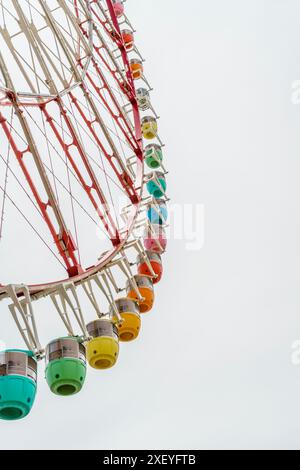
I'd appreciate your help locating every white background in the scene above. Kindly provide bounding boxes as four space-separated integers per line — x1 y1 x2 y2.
1 0 300 450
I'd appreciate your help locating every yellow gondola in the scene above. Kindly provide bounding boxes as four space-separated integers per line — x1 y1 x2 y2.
141 116 158 140
86 319 119 370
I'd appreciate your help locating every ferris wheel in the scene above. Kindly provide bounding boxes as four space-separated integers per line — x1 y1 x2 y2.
0 0 168 420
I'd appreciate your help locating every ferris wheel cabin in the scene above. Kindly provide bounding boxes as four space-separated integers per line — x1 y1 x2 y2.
45 338 87 397
112 298 141 342
130 58 144 80
146 172 167 199
86 320 119 370
137 251 163 284
141 116 158 140
0 350 37 421
112 0 124 17
121 29 134 51
144 225 167 254
144 144 163 169
147 199 168 225
127 275 155 313
136 88 151 111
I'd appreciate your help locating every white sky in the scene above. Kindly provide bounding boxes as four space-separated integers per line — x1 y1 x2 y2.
1 0 300 450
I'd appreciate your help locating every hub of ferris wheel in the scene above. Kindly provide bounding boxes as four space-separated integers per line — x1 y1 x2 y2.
0 0 168 421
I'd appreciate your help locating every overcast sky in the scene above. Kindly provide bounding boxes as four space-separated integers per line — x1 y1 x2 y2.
1 0 300 450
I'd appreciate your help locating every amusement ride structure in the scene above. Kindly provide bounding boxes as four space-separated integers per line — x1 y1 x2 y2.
0 0 168 420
